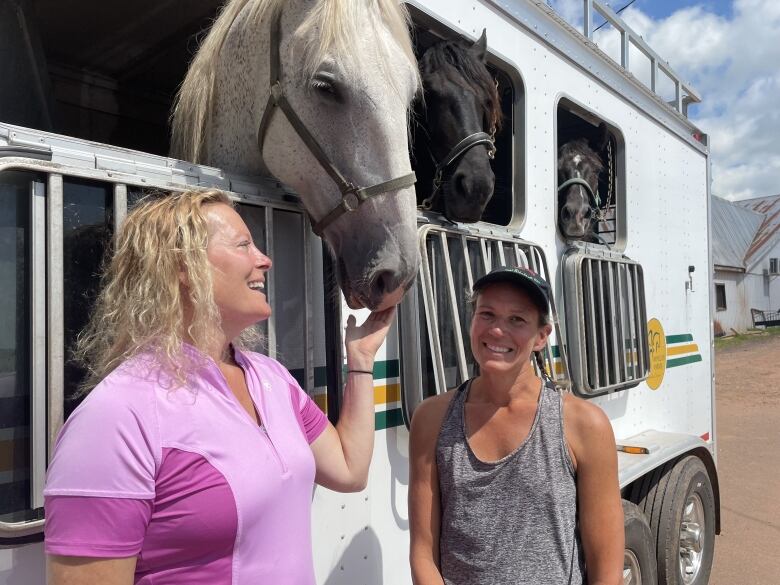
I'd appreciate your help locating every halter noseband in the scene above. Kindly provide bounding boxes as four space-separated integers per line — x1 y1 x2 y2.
256 9 416 237
420 130 496 211
557 177 601 209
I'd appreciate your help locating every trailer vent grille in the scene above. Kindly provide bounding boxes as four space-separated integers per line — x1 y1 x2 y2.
562 248 649 395
399 225 571 424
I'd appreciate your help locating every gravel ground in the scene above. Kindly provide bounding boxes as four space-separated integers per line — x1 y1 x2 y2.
709 333 780 585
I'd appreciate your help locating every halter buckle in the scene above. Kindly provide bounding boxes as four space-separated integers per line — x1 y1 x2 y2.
341 185 361 212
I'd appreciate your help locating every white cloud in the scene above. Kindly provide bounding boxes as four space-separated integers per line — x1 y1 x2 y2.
546 0 585 29
552 0 780 200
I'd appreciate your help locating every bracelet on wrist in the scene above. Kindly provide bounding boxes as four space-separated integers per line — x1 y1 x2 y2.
347 369 374 376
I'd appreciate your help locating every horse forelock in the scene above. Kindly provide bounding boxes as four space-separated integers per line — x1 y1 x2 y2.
559 139 603 177
293 0 420 95
420 40 503 134
170 0 420 163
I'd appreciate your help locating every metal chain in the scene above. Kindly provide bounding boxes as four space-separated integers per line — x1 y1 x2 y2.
595 138 613 222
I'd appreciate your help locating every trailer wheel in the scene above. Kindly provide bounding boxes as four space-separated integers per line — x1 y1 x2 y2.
656 456 715 585
623 500 657 585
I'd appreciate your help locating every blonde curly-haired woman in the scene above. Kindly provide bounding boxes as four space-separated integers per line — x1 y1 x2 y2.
44 190 395 585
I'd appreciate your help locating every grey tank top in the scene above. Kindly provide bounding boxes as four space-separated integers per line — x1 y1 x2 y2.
436 379 585 585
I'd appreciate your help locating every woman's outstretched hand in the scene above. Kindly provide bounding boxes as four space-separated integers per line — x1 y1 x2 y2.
310 306 397 492
344 307 397 370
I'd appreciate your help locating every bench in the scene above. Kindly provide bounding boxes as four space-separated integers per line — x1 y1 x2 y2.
751 308 780 328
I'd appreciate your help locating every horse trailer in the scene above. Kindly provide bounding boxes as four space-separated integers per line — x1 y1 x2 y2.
1 1 717 584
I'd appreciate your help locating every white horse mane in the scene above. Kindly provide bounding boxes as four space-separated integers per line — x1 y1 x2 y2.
171 0 419 164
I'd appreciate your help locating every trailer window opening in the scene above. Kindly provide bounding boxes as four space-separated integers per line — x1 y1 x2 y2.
63 178 114 418
0 171 42 525
715 284 727 311
557 101 624 249
408 6 523 227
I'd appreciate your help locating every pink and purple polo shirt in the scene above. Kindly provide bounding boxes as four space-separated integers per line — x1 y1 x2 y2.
44 346 328 585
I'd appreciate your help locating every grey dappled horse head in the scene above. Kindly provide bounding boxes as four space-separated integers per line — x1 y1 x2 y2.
415 30 501 223
557 123 608 241
171 0 420 310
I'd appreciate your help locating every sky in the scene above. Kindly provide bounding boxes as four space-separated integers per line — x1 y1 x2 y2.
547 0 779 201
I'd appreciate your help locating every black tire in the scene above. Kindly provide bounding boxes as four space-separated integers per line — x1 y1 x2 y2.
623 500 658 585
642 459 678 546
654 456 716 585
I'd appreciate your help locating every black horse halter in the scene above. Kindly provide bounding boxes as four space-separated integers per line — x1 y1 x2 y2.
557 176 601 209
420 130 496 211
256 9 417 237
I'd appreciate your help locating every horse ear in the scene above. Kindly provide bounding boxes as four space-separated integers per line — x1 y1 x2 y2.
470 29 488 63
590 122 609 152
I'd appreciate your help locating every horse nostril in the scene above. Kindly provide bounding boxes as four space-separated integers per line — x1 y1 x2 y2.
561 206 573 222
371 270 395 298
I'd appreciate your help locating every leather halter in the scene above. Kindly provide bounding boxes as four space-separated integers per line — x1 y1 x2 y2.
256 9 416 237
420 131 496 211
557 176 601 209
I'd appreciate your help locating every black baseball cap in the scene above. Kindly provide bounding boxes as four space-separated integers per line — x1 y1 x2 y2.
472 266 551 314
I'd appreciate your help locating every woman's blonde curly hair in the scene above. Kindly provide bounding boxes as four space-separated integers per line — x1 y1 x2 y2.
74 188 257 393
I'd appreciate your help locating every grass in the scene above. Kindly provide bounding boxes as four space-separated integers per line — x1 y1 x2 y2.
715 326 780 350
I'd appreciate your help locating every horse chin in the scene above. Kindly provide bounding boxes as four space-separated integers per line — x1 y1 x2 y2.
343 288 403 311
345 294 365 310
446 208 484 223
344 283 405 311
373 286 405 311
443 198 487 224
560 223 588 240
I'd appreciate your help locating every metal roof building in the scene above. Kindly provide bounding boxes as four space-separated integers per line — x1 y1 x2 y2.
712 195 780 333
712 196 764 271
738 194 780 268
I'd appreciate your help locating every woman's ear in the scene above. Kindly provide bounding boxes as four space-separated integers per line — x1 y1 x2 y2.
533 322 553 351
178 267 190 288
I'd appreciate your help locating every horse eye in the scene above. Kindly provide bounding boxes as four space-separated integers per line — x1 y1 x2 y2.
311 79 335 94
310 72 341 100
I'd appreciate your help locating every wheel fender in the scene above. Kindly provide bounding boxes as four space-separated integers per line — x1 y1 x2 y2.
617 431 721 535
690 447 720 535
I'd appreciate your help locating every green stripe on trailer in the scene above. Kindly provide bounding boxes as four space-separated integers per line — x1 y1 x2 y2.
667 354 702 368
666 334 693 344
375 408 404 430
373 360 400 379
289 367 328 388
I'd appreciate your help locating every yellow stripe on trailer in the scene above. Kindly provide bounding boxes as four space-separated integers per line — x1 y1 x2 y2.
375 384 401 405
667 343 699 356
313 393 327 412
312 383 401 413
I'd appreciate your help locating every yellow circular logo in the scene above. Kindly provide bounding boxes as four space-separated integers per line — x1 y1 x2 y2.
646 318 666 390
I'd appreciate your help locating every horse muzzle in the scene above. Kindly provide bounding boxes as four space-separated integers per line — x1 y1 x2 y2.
337 248 419 311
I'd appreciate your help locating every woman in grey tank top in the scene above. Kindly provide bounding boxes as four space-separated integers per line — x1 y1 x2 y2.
409 266 624 585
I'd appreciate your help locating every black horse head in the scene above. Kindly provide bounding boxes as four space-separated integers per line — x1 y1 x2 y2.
557 123 608 240
415 30 503 223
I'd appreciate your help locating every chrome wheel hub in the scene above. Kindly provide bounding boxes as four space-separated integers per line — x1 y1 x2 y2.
679 493 705 584
623 549 642 585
